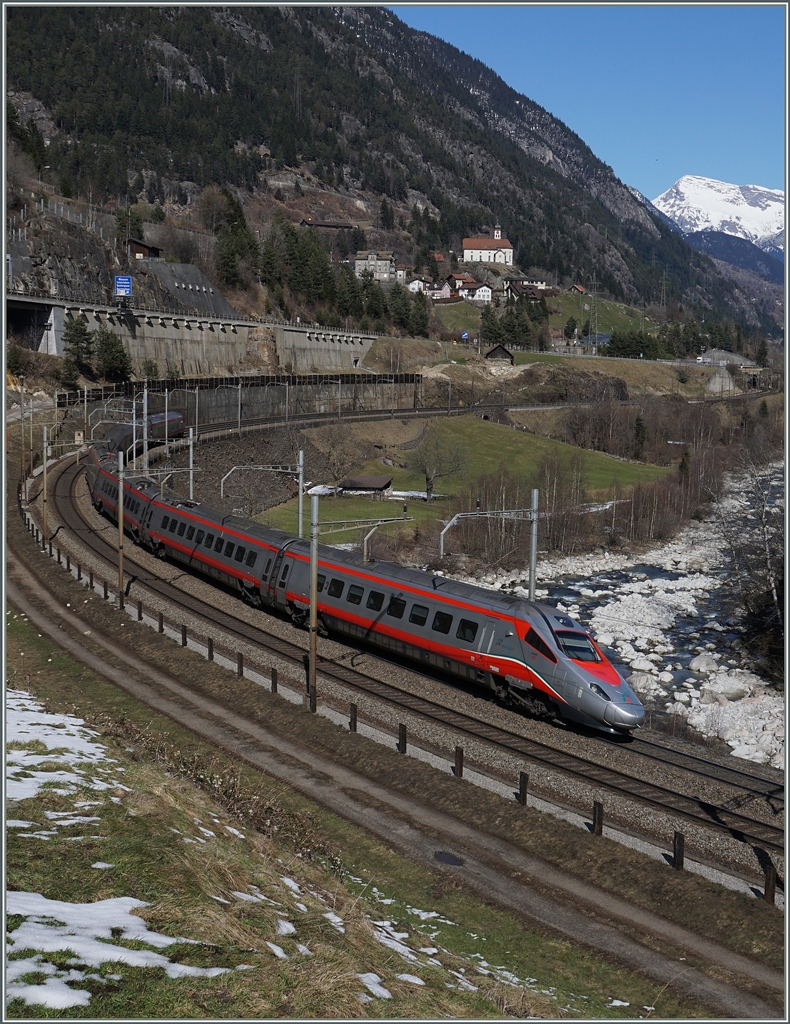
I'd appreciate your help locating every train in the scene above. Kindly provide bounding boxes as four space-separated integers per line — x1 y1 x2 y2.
84 438 645 735
100 411 185 457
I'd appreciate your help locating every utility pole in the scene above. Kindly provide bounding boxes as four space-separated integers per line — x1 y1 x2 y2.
529 488 539 601
308 494 319 712
118 450 125 601
189 427 194 500
142 383 148 474
19 376 26 501
298 448 304 539
42 424 48 539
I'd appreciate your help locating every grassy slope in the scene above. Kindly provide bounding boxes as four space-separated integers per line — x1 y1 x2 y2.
6 609 716 1020
262 416 668 535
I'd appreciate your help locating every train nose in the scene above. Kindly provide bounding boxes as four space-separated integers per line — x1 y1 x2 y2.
603 700 645 730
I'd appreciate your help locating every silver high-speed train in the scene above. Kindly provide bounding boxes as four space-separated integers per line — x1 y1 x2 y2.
86 441 644 734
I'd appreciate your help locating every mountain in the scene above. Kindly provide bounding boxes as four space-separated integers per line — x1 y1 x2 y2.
684 230 784 286
3 6 778 336
652 175 784 260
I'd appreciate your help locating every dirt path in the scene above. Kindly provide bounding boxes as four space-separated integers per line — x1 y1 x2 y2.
5 553 784 1018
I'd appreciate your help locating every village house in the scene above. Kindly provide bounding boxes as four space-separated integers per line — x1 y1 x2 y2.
407 276 431 293
462 224 513 266
354 250 396 283
426 280 452 300
448 272 477 292
396 263 409 284
465 282 492 304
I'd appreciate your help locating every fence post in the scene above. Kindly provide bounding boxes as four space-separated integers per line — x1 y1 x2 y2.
398 723 407 754
103 579 108 600
271 667 277 692
158 612 164 633
181 625 187 647
207 638 213 661
764 863 777 905
137 599 142 622
349 702 357 732
77 563 81 581
237 652 243 677
518 771 529 806
119 591 124 611
89 570 93 590
673 831 685 871
592 801 604 836
454 746 464 779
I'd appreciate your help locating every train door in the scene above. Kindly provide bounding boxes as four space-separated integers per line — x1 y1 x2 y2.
265 541 297 609
474 617 499 687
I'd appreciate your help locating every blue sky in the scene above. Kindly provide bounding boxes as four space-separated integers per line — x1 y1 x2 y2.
390 4 786 200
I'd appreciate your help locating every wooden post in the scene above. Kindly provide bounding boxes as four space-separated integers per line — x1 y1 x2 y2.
237 652 243 677
66 555 70 572
518 771 529 806
89 570 93 590
349 702 357 732
137 599 142 622
181 625 187 647
207 638 213 661
48 541 52 556
158 611 164 633
398 723 407 754
454 746 464 779
764 863 777 905
77 563 81 581
57 548 61 564
673 831 685 871
593 801 604 836
271 667 277 693
103 579 108 600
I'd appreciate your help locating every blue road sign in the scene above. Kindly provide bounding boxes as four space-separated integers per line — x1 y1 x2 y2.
114 275 132 297
461 332 469 340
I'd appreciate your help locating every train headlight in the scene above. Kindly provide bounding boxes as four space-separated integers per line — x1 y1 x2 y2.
589 683 611 701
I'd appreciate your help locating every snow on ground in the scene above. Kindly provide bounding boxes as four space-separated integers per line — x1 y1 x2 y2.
8 691 588 1013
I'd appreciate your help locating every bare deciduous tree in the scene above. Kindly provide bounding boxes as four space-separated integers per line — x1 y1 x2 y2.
408 421 465 501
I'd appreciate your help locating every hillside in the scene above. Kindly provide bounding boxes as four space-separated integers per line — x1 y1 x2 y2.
5 5 775 337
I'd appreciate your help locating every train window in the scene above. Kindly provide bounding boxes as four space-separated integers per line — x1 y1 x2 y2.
263 558 272 578
177 522 187 537
214 536 224 552
456 619 479 643
387 597 406 619
204 533 214 548
555 631 601 663
169 519 178 533
162 516 170 530
195 531 204 545
327 578 344 598
234 546 246 562
280 564 290 584
524 626 558 664
224 542 235 559
245 550 257 567
347 584 364 605
185 525 194 540
317 573 326 592
409 604 429 626
366 591 384 611
431 611 453 634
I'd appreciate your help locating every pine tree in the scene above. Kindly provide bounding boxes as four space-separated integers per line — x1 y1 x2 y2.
63 317 93 373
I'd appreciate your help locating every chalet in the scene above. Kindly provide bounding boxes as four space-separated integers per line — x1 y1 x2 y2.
125 237 161 259
569 284 586 295
300 218 356 230
426 281 452 300
354 250 396 283
462 224 513 266
407 277 431 293
449 273 477 292
466 283 492 303
484 344 514 365
340 474 393 499
430 252 445 264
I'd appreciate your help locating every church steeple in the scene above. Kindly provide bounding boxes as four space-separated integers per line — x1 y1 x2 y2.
494 223 501 240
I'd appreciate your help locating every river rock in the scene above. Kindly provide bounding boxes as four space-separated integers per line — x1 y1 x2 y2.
688 654 720 674
658 671 674 684
627 672 665 700
674 691 690 703
629 656 656 674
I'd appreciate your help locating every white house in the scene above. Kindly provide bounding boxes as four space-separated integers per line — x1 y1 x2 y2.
426 281 452 300
407 277 431 293
466 283 492 303
462 224 513 266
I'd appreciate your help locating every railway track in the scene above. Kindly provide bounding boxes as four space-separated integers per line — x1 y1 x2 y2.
37 452 784 861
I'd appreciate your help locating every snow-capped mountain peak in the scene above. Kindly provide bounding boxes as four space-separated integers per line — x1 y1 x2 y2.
651 175 784 255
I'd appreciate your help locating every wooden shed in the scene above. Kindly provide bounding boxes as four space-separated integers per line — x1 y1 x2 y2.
484 344 515 365
340 474 394 499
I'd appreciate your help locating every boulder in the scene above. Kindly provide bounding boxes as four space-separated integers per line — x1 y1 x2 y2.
688 654 719 674
674 691 690 703
658 671 674 684
629 657 656 674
